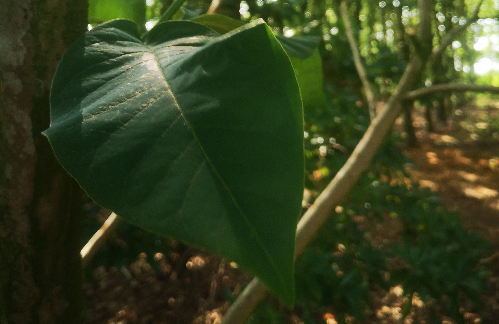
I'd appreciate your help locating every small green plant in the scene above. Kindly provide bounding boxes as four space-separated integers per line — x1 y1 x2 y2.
389 186 490 322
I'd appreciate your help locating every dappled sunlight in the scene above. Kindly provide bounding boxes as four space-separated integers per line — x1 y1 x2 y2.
463 185 498 199
418 179 438 191
488 199 499 211
457 170 479 182
402 104 499 247
429 134 459 145
426 151 440 164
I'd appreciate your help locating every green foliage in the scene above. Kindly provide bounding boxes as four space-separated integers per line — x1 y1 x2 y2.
45 18 305 304
257 175 490 323
389 186 490 322
89 0 147 31
295 213 383 323
247 302 287 324
188 14 327 111
254 75 489 321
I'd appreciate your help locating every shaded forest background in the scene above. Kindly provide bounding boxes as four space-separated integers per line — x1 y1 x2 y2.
2 0 499 323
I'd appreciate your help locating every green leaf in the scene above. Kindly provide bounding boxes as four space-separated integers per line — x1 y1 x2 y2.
188 14 326 110
190 14 245 34
289 48 327 110
44 19 304 305
276 36 318 59
89 0 146 29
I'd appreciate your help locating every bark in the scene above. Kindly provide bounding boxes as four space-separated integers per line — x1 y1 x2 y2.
424 103 434 132
0 0 88 323
403 101 418 147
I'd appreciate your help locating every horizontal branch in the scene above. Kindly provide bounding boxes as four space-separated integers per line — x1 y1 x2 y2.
404 84 499 100
429 0 483 62
81 212 121 268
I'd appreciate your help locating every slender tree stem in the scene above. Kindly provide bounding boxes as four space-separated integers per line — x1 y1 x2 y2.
159 0 187 23
81 212 121 268
220 0 486 321
221 56 424 324
429 0 484 62
340 1 376 120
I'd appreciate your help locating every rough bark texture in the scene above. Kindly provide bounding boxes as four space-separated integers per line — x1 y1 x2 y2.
0 0 87 323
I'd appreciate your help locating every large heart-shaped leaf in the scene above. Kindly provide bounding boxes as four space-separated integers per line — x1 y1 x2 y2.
189 14 326 111
43 19 304 304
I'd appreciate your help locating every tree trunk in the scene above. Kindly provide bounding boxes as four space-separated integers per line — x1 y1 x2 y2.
0 0 88 323
402 100 418 147
424 103 434 132
436 95 447 124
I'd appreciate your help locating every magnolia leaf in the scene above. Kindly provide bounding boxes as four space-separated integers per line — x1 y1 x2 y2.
44 19 304 304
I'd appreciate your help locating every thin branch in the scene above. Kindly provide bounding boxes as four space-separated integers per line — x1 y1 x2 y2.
339 1 376 120
207 0 221 14
81 212 121 268
404 84 499 100
158 0 187 23
220 57 424 324
221 0 488 321
429 0 484 62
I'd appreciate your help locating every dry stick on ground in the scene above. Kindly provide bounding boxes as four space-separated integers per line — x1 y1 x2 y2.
220 0 492 321
81 212 121 268
340 1 377 120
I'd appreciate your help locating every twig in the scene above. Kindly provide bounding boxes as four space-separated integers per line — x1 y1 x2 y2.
404 84 499 100
158 0 187 23
221 57 425 324
81 212 121 268
207 0 221 14
429 0 484 62
480 251 499 264
339 1 376 120
220 0 486 321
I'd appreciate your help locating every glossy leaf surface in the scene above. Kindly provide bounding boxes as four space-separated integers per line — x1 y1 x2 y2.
44 19 304 304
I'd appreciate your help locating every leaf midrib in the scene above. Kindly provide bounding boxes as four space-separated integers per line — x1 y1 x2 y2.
147 35 286 290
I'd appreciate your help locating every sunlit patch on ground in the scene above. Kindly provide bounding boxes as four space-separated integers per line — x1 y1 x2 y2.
426 151 440 164
418 179 438 191
457 170 479 182
463 185 498 199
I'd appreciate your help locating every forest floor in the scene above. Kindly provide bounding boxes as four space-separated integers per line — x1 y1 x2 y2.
83 101 499 324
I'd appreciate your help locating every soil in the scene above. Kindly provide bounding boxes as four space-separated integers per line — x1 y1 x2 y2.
83 102 499 324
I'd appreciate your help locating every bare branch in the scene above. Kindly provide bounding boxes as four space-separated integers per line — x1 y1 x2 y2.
81 212 121 268
220 0 488 322
220 57 424 324
429 0 484 62
207 0 221 14
339 1 376 120
404 84 499 100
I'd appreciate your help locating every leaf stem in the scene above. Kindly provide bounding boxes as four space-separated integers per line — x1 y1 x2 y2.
159 0 187 23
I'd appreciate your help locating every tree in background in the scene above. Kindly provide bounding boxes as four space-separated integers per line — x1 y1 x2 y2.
0 1 87 323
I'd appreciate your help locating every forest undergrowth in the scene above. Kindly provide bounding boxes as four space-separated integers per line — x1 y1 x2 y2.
82 100 499 324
